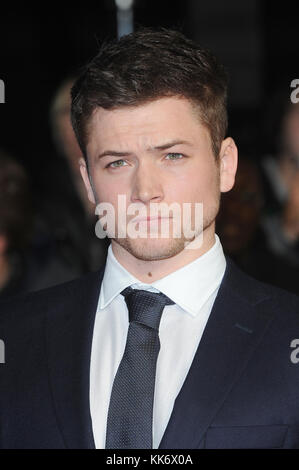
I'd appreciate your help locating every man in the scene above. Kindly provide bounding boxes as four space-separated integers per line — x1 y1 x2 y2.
0 28 299 449
260 91 299 270
0 151 33 299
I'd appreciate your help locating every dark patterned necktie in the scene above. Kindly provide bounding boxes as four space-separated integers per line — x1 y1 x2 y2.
105 286 175 449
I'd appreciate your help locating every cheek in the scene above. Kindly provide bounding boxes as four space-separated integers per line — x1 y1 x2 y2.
92 176 128 204
168 164 219 203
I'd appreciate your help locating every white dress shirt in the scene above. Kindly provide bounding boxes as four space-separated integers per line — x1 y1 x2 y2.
89 234 226 449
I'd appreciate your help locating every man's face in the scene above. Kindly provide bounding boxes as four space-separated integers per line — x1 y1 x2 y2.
81 96 236 261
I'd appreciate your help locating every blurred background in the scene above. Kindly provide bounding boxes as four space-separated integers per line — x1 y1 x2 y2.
0 0 298 299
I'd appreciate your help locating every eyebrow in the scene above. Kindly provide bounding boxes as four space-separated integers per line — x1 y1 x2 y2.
97 140 192 159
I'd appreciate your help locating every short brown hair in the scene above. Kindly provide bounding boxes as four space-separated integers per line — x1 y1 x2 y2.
71 27 228 164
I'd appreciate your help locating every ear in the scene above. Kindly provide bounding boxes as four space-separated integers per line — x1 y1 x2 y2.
219 137 238 193
79 157 96 204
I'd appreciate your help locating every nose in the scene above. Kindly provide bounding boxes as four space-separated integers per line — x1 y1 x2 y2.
131 160 164 205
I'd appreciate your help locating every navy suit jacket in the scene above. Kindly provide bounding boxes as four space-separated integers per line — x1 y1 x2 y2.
0 258 299 449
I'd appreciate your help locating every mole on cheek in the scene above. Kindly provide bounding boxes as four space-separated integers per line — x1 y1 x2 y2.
147 272 152 277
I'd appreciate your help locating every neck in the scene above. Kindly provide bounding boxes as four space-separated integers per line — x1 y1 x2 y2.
111 225 216 283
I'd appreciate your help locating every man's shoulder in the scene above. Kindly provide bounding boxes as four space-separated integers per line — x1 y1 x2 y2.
0 267 105 326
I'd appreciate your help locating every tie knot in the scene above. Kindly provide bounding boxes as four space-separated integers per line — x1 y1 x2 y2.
120 286 175 330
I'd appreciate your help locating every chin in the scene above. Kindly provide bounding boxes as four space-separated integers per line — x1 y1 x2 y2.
113 236 187 261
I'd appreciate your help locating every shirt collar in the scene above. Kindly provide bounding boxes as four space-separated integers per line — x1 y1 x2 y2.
98 234 226 317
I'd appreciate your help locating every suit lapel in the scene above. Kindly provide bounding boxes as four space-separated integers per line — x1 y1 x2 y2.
45 267 105 449
159 259 275 449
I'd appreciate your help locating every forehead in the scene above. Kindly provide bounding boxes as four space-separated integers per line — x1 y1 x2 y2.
86 96 210 150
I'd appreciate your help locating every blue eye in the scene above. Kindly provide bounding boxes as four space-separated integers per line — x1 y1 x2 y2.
106 159 127 169
166 153 184 160
105 153 184 169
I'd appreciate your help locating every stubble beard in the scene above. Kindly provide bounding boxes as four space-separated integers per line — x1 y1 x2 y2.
111 196 221 262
